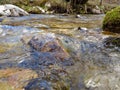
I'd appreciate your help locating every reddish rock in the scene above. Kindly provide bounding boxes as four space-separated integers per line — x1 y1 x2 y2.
28 34 70 61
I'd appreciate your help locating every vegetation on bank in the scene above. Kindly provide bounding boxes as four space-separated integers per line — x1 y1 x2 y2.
102 6 120 33
0 0 119 14
5 0 68 13
0 0 97 14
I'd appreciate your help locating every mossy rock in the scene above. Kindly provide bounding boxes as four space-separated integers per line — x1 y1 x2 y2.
102 6 120 33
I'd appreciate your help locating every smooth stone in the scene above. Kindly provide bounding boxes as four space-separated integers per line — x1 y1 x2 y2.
0 4 29 16
25 78 51 90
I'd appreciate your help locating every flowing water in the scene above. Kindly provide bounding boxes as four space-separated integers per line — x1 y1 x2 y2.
0 14 120 90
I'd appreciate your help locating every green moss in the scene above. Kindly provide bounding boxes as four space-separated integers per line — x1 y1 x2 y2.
102 6 120 33
103 6 120 25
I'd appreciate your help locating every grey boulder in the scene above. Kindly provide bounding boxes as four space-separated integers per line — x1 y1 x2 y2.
0 4 29 17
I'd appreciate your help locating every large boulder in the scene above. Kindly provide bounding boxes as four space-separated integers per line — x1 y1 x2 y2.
0 4 29 16
25 79 51 90
102 6 120 33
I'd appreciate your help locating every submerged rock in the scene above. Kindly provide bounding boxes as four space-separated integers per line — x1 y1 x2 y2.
27 33 72 63
29 38 69 61
20 33 74 69
84 71 120 90
0 68 38 90
19 33 72 90
103 37 120 48
0 4 29 16
25 79 51 90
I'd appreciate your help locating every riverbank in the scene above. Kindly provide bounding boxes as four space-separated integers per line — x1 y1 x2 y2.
0 0 119 14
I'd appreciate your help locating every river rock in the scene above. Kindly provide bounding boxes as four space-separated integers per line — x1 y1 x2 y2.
0 68 38 90
34 6 45 14
28 33 70 62
24 67 70 90
25 79 51 90
92 6 102 14
103 6 120 33
92 8 101 14
20 34 71 90
0 4 29 17
103 37 120 48
84 71 120 90
20 33 74 69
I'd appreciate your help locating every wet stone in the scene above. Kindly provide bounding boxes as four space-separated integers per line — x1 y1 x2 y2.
18 52 58 69
25 33 73 66
0 68 38 90
25 78 51 90
19 33 73 90
0 4 29 17
19 34 74 90
0 62 15 69
103 37 120 49
28 35 70 60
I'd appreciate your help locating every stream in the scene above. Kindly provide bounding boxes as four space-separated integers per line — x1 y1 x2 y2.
0 14 120 90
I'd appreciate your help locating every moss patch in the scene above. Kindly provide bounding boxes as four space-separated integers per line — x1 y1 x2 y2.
102 6 120 33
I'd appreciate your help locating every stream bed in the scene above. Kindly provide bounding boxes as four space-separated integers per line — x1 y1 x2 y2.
0 14 120 90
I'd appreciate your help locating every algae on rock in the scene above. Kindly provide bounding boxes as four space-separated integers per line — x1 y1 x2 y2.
102 6 120 33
